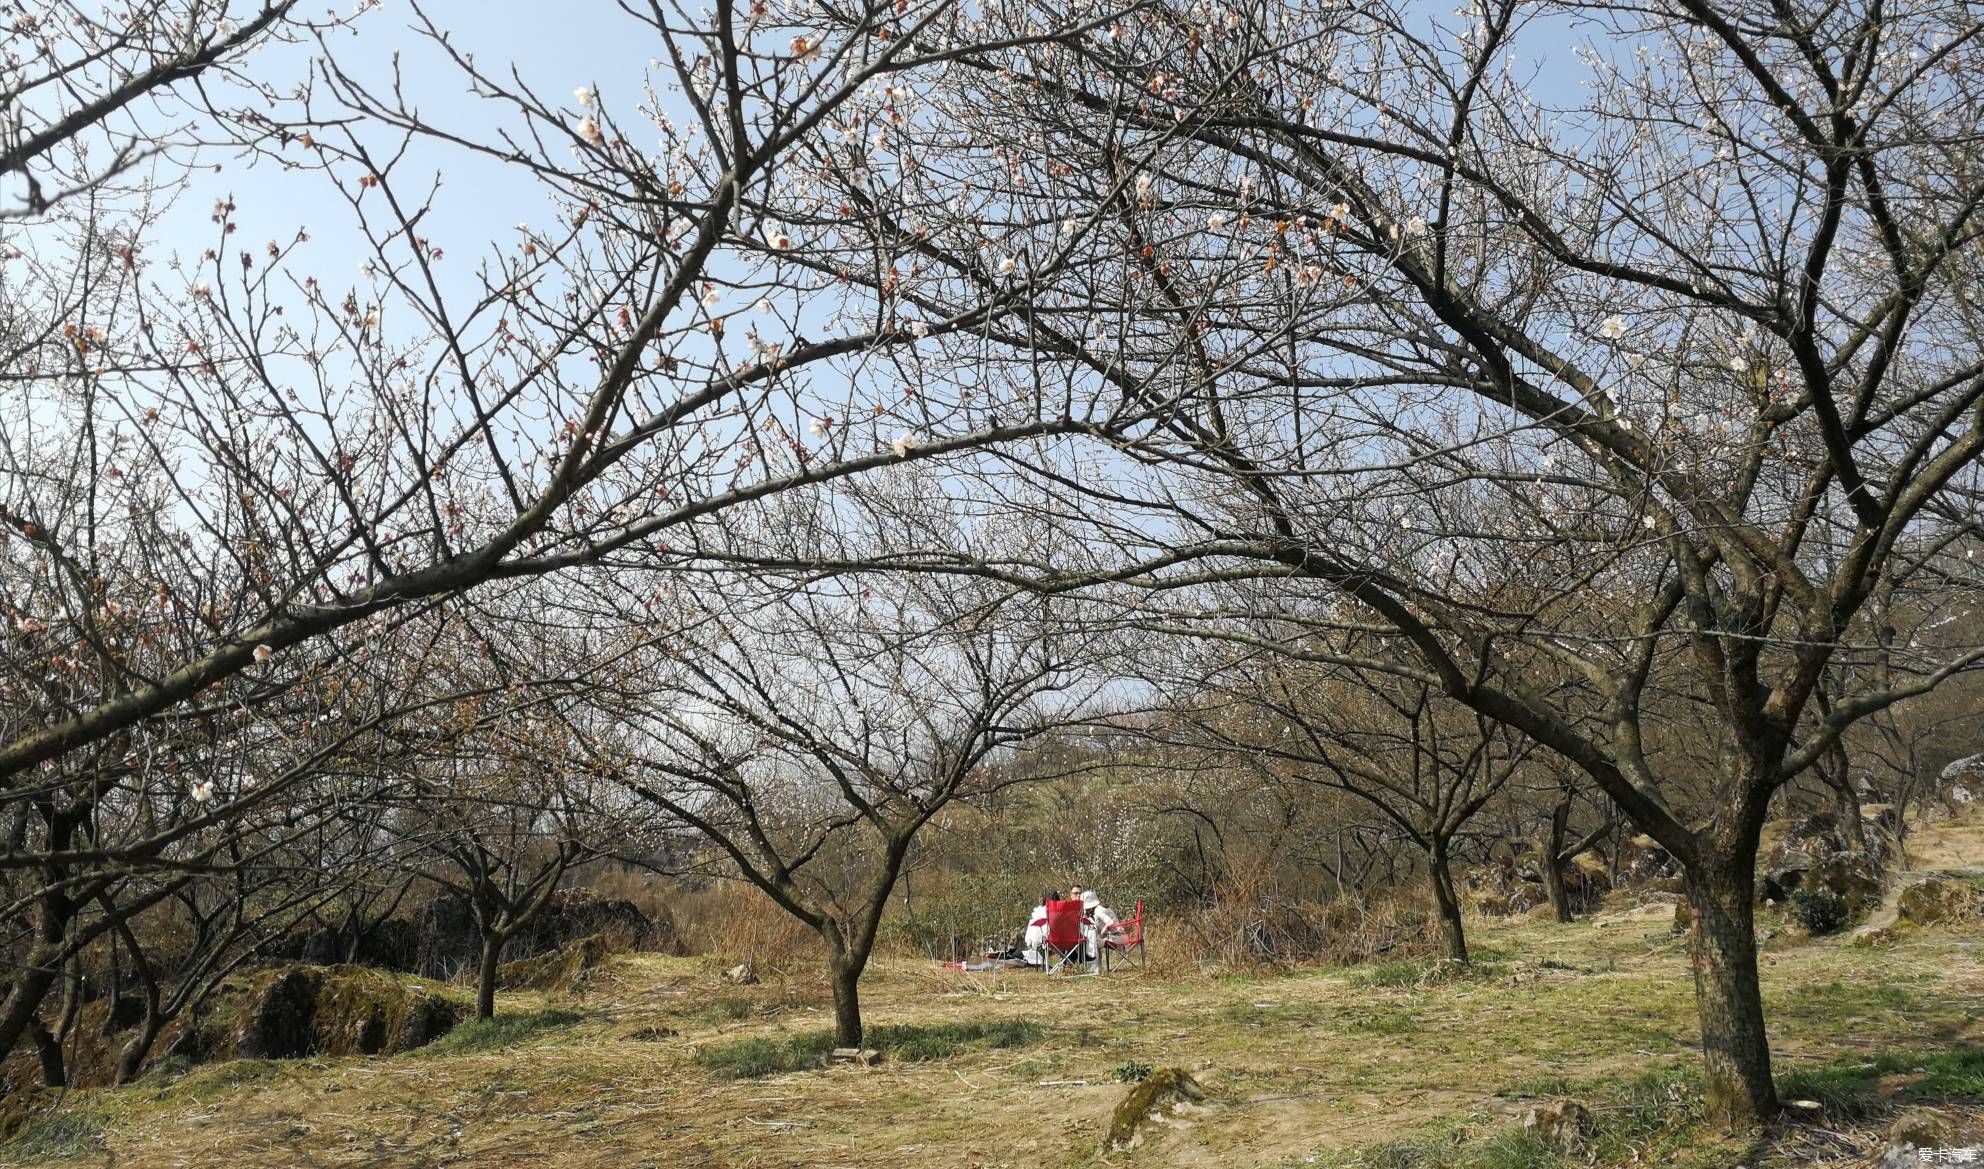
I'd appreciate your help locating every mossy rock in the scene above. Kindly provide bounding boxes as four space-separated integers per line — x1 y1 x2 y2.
497 934 617 992
1102 1067 1207 1151
230 965 462 1060
1897 877 1979 926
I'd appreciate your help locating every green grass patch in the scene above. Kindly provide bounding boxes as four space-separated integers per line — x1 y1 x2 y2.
1771 978 1927 1023
696 1019 1043 1079
1313 1066 1710 1169
702 995 758 1022
1777 1045 1984 1118
0 1109 108 1163
1352 957 1504 989
132 1053 195 1087
156 1057 295 1102
421 1009 584 1056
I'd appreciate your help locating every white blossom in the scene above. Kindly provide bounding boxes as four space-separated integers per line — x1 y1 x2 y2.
890 432 919 458
1599 314 1627 340
574 86 594 108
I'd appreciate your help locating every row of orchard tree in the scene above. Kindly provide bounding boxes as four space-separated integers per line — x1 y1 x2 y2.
8 0 1984 1131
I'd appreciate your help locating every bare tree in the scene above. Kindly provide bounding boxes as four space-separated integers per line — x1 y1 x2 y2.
1162 651 1530 962
572 560 1113 1048
2 0 1118 1059
782 0 1984 1128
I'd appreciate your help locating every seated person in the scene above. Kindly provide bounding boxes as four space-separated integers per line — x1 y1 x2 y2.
1022 889 1059 966
1080 889 1119 958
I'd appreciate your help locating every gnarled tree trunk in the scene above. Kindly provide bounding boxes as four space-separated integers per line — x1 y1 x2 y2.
1686 855 1777 1130
1427 837 1467 963
1540 799 1573 924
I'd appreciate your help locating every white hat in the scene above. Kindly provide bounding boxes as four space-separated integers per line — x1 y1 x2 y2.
1081 889 1100 907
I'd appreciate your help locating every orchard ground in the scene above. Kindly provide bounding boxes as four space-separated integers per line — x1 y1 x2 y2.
7 817 1984 1168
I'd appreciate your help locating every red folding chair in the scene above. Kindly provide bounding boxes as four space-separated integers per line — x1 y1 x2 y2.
1040 899 1089 974
1101 901 1146 971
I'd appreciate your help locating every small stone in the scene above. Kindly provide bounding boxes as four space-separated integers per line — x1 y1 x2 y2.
1889 1106 1955 1149
722 961 759 985
1521 1100 1595 1151
830 1047 882 1066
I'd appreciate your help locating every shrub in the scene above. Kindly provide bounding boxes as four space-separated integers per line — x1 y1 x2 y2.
1114 1060 1155 1083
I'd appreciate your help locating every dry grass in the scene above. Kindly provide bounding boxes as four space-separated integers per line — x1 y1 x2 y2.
13 809 1984 1169
2 904 1977 1169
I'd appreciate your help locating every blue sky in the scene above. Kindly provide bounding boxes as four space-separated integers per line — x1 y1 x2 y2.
163 0 669 307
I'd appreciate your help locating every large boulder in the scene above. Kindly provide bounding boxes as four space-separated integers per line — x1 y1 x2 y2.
1802 855 1884 916
497 934 616 992
1897 877 1980 926
351 889 686 979
276 918 424 971
1617 835 1679 882
519 890 683 957
229 965 461 1060
1758 811 1890 912
1922 754 1984 823
1457 846 1607 917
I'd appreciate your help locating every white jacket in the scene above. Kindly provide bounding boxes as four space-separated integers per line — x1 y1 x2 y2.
1022 904 1049 962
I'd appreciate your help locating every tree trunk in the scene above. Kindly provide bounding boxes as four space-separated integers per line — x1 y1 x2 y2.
28 1016 65 1088
0 944 65 1065
1686 861 1778 1130
114 1019 163 1085
113 978 165 1085
100 935 125 1039
1541 799 1573 924
1427 840 1468 963
476 933 506 1021
830 956 864 1049
1825 766 1868 852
